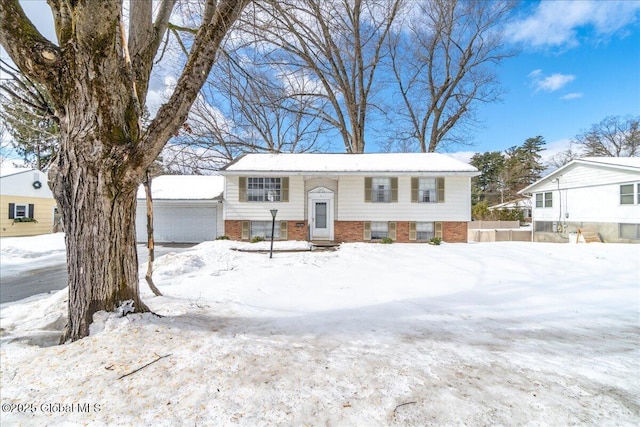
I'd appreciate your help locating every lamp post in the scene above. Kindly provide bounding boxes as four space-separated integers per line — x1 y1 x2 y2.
269 209 278 259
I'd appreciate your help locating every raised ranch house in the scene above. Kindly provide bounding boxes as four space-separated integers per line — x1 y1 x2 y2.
0 166 58 237
519 157 640 243
135 175 224 243
219 153 480 243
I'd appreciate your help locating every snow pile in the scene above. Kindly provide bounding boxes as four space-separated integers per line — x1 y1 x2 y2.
0 233 66 277
1 238 639 425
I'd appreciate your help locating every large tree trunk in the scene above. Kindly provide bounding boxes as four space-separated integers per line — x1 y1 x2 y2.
49 34 148 342
57 171 146 342
52 136 147 342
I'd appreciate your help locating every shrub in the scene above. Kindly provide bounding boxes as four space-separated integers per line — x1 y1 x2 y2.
250 236 265 243
429 237 442 245
380 237 393 244
216 235 230 240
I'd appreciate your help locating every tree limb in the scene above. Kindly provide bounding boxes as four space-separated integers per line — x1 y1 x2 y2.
0 0 62 98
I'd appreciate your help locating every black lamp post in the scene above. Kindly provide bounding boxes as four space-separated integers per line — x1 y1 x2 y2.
269 209 278 259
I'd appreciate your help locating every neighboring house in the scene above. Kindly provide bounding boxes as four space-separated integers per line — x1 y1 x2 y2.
488 197 532 220
519 157 640 243
0 166 58 237
219 153 480 243
135 175 224 243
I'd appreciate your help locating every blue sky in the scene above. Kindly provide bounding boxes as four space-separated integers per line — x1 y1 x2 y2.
467 0 640 159
3 0 640 163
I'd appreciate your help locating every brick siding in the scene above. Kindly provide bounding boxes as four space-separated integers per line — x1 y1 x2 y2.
228 219 467 243
225 220 307 241
442 221 468 243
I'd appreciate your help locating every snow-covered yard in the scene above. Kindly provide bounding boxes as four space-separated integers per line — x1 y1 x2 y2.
1 234 638 426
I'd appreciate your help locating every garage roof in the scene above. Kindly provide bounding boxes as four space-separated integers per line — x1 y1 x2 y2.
136 175 224 200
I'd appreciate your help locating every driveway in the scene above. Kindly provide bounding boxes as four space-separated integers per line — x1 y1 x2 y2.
0 244 195 304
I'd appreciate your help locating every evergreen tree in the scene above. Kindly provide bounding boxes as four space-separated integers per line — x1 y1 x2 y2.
516 136 546 185
470 151 505 205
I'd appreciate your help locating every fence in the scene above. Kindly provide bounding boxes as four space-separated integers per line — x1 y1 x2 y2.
467 221 531 242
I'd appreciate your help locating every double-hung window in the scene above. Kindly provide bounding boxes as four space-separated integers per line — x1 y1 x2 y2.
370 222 389 240
411 177 444 203
365 177 398 203
14 204 27 218
535 192 552 208
373 178 391 202
247 177 281 202
416 222 435 240
620 184 636 205
418 178 437 202
250 221 280 239
619 223 640 240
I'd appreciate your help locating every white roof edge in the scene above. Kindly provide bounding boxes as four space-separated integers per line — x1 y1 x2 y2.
220 170 480 177
0 167 38 178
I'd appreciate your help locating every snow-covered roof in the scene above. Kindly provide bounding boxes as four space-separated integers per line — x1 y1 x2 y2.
221 153 479 176
136 175 224 200
520 156 640 194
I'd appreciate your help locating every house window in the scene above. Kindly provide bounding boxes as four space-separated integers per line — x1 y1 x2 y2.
619 223 640 240
418 178 437 203
416 222 434 240
247 177 281 202
620 184 635 205
14 204 27 218
370 222 388 239
535 192 552 208
372 178 391 202
250 221 280 239
8 203 34 220
534 221 554 232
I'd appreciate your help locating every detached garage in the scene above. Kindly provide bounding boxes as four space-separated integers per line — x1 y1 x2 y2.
136 175 224 243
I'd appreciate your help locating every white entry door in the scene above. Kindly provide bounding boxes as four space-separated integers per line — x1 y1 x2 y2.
308 187 334 241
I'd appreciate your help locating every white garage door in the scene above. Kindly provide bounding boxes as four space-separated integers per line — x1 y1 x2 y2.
136 201 218 243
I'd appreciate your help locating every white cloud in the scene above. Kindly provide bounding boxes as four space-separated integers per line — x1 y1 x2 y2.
527 69 542 78
560 92 583 100
528 70 576 93
507 0 640 49
538 73 576 92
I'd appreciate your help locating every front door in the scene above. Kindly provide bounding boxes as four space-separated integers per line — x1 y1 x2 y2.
312 200 330 239
308 187 334 241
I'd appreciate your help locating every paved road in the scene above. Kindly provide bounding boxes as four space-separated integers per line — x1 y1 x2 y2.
0 244 194 304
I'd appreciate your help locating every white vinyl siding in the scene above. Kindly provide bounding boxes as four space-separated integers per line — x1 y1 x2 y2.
225 176 305 221
338 176 471 221
532 183 640 223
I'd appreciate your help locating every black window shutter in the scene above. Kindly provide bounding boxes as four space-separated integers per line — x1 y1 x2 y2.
28 204 35 218
8 203 15 219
